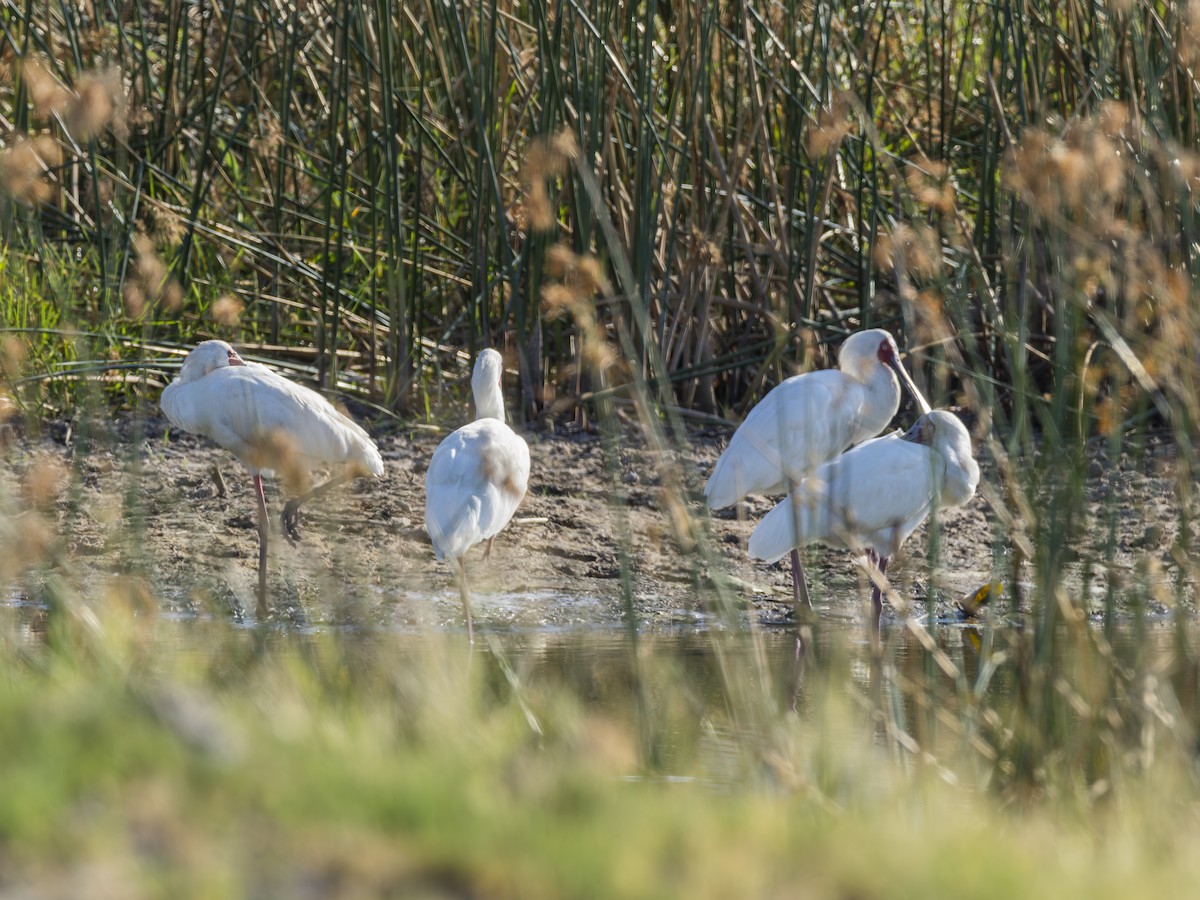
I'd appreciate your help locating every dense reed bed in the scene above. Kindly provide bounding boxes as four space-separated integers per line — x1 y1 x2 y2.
3 0 1200 893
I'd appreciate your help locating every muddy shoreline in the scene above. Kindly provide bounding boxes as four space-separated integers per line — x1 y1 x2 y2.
0 413 1186 630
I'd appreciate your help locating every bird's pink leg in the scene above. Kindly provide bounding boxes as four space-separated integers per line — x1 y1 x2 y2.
281 473 355 542
483 537 495 560
789 549 813 618
253 473 270 618
456 558 474 643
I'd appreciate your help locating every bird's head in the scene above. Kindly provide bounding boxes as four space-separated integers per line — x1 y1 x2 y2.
901 409 969 449
840 329 931 414
176 340 245 383
471 348 506 421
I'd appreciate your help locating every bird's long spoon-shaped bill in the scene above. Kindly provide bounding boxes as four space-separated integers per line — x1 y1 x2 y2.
885 354 931 415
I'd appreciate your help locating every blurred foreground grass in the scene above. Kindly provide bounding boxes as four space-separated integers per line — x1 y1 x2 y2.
0 592 1196 898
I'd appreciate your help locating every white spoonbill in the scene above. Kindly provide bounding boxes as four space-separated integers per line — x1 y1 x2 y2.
160 340 383 616
705 329 930 611
747 409 979 629
425 348 531 640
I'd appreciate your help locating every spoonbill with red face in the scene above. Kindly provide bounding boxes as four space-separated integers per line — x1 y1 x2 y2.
706 329 930 613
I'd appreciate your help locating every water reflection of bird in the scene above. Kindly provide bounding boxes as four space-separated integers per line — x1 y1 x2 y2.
748 409 979 631
160 340 383 616
705 329 930 612
425 349 531 641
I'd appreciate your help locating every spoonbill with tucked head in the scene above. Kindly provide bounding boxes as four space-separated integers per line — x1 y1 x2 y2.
705 329 930 612
748 408 979 630
160 340 383 616
425 348 531 640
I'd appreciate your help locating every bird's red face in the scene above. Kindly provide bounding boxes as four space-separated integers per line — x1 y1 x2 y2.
227 347 246 367
875 337 899 365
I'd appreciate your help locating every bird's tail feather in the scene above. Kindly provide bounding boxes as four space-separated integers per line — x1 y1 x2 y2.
747 489 830 564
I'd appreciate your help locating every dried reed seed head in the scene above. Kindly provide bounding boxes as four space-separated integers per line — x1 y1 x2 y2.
1175 150 1200 186
1098 101 1130 138
913 289 951 342
20 56 70 119
1 335 27 373
905 159 956 213
137 251 168 294
250 115 284 157
544 243 609 297
122 282 146 318
131 231 154 259
1005 120 1127 218
549 128 579 164
526 181 556 232
1182 0 1200 67
22 456 68 509
143 202 185 246
661 488 696 552
524 141 555 183
581 335 619 374
690 228 722 266
7 512 52 570
806 96 854 157
544 242 579 279
767 0 786 31
78 25 119 60
873 223 942 278
0 134 61 204
541 282 580 319
575 254 609 295
163 279 184 313
211 294 245 327
247 429 310 495
508 200 529 234
64 67 123 141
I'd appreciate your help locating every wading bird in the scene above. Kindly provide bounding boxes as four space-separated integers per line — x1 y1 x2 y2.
160 340 383 616
425 348 531 641
705 329 930 612
747 409 979 632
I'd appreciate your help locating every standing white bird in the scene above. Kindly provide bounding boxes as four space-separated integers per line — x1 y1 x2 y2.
748 409 979 630
424 348 531 640
705 329 930 612
160 340 383 616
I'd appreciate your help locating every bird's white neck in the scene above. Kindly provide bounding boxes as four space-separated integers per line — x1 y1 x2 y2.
474 389 506 423
856 361 902 436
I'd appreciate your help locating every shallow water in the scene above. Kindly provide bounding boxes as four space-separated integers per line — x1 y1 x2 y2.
2 589 1190 776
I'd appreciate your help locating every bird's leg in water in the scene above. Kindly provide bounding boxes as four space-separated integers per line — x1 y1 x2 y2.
867 551 889 646
457 559 475 643
483 537 495 560
253 474 270 618
789 549 813 615
281 473 355 542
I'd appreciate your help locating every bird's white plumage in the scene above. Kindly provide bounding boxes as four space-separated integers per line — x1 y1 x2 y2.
748 409 979 564
161 340 383 480
425 349 530 561
705 329 928 509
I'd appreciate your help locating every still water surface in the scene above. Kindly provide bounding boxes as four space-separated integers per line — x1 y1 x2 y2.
2 591 1188 776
